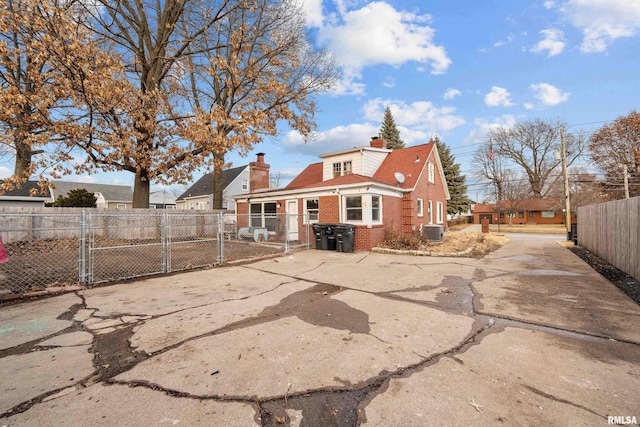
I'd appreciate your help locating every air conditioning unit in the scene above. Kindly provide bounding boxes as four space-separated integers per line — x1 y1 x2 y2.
422 224 444 242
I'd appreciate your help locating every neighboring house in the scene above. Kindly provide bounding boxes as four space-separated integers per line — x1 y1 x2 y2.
149 190 177 209
176 157 268 211
474 198 565 225
0 181 51 207
233 137 450 251
51 181 133 209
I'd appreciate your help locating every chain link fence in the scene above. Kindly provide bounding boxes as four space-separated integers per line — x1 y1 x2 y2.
0 210 310 296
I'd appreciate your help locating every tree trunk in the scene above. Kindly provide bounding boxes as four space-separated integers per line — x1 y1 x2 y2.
133 172 150 208
212 152 225 210
14 137 32 179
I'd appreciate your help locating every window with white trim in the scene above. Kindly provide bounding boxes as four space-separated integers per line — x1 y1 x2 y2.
437 202 444 224
371 195 381 222
117 204 127 209
541 211 555 218
428 162 435 183
417 198 424 217
343 161 352 175
332 162 342 178
428 200 433 224
250 202 277 230
305 198 319 223
345 196 362 221
241 179 248 190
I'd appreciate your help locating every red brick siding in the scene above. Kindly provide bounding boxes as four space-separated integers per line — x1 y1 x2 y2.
382 195 403 234
319 195 340 223
353 224 385 251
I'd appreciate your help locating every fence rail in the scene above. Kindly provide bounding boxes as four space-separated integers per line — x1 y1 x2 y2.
0 209 310 296
577 196 640 281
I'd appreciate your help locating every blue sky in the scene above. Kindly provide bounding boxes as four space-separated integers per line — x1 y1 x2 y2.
2 0 639 200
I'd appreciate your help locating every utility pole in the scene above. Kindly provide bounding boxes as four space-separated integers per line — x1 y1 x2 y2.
623 164 629 199
561 128 571 240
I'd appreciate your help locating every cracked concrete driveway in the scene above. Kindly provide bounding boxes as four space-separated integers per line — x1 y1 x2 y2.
1 234 639 426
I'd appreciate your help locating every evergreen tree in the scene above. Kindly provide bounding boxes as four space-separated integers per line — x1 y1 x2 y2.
50 189 97 207
379 107 405 150
432 136 471 215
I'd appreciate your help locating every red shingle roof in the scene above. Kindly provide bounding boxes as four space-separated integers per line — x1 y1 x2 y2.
497 198 561 211
285 163 323 189
373 143 435 189
474 203 496 213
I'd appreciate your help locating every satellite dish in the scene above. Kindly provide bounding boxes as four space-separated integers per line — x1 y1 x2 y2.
394 172 405 184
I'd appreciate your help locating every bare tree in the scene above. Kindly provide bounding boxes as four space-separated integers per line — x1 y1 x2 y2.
472 140 509 202
589 110 640 198
488 118 586 197
181 0 338 208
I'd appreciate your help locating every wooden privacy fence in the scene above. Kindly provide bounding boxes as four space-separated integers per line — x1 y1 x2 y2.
577 196 640 281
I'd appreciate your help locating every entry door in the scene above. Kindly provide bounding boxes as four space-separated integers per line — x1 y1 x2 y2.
286 200 299 241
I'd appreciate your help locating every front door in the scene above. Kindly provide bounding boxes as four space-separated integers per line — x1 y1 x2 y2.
286 200 299 241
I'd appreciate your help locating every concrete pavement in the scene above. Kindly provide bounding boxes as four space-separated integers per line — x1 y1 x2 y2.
1 234 638 426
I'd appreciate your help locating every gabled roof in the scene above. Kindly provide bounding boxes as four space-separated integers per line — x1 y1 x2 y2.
0 181 50 200
286 163 323 189
176 165 247 201
474 203 496 213
373 143 435 189
51 181 133 202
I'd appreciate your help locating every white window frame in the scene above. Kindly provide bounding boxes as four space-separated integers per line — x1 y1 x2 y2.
437 202 444 224
541 211 555 218
428 200 433 224
241 179 248 190
343 161 352 175
371 195 381 223
417 198 424 217
116 203 127 209
345 195 363 221
428 162 435 183
304 198 319 224
332 162 342 178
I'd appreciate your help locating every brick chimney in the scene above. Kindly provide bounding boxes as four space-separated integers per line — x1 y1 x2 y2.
249 152 270 191
370 136 386 149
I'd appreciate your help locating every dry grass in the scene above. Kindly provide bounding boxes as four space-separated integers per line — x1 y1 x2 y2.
488 224 566 234
382 230 509 256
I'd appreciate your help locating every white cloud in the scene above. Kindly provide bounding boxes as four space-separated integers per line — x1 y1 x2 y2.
543 1 556 9
530 82 570 105
382 77 396 88
0 166 11 179
531 28 566 56
317 1 451 95
494 34 516 47
524 102 535 110
463 115 517 145
484 86 514 107
363 98 466 132
561 0 640 53
282 124 381 156
443 88 461 100
298 0 324 27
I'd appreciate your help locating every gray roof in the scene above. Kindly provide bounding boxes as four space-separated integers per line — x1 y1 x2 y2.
51 181 133 202
176 166 247 201
0 181 50 199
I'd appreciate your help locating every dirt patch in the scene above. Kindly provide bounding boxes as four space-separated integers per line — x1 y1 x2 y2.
569 246 640 304
381 231 509 257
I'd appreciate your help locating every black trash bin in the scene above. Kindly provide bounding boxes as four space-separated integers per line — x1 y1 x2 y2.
571 222 578 245
312 224 336 250
335 224 356 253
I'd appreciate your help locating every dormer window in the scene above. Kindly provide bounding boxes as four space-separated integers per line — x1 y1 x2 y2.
333 162 342 178
343 161 352 175
333 161 352 178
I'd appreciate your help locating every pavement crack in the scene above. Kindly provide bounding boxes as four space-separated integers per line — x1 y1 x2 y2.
521 384 607 420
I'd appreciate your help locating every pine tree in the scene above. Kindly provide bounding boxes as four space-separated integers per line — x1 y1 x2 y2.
379 107 405 150
433 136 471 215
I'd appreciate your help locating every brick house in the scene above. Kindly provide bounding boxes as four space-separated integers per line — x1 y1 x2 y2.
474 198 565 225
234 137 450 250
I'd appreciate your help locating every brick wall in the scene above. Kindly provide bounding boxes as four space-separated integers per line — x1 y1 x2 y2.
354 224 386 251
319 195 340 223
249 153 270 191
